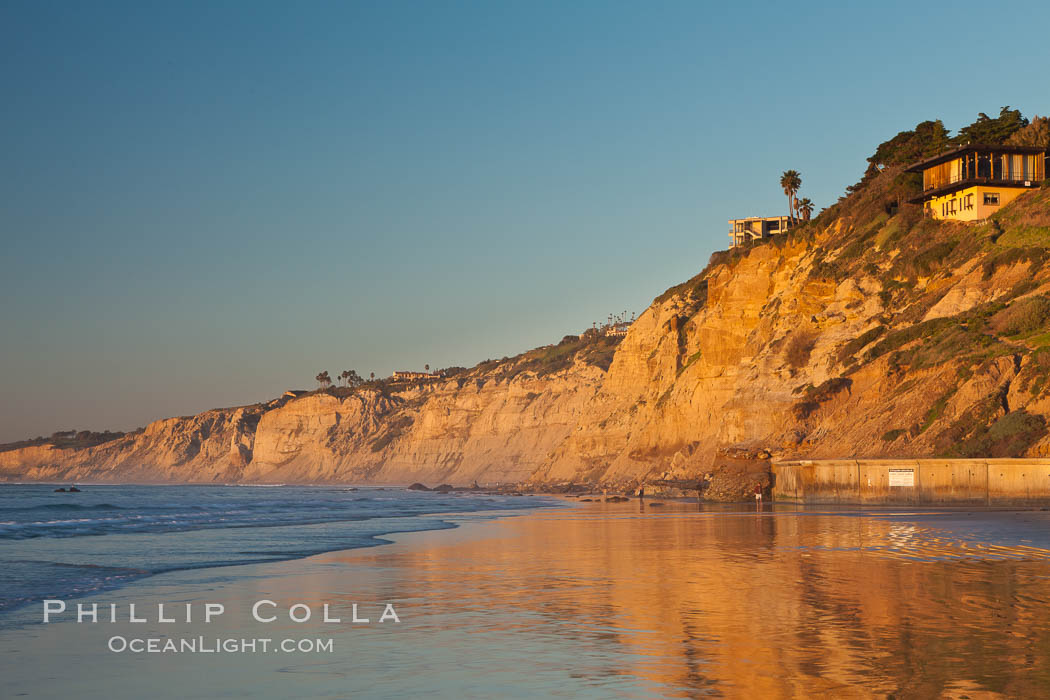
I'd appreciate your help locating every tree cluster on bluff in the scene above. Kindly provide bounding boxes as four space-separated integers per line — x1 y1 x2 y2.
846 107 1049 197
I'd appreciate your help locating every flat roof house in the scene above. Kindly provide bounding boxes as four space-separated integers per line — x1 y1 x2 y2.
905 144 1047 221
391 370 441 382
728 216 793 248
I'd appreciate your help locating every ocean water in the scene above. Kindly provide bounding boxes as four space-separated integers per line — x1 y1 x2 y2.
0 483 554 614
6 498 1050 696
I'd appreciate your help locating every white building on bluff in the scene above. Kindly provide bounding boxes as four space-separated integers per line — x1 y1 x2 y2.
728 215 793 248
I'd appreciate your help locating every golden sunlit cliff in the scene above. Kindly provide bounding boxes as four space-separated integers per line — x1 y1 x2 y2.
4 115 1050 495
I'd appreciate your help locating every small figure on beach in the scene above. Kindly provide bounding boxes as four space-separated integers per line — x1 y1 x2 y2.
754 483 763 504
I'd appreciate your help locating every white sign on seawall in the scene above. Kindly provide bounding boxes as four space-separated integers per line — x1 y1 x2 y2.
888 469 915 487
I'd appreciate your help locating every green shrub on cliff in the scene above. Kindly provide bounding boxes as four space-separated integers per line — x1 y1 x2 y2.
906 240 958 278
655 273 708 307
1016 348 1050 397
990 296 1050 337
881 428 906 442
942 410 1047 458
577 336 621 372
0 429 130 453
918 389 956 434
865 318 955 362
981 247 1049 280
493 333 624 381
993 226 1050 249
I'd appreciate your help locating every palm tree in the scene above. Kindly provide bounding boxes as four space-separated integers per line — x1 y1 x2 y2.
314 370 332 390
370 372 375 382
797 197 814 222
424 364 430 373
780 170 802 224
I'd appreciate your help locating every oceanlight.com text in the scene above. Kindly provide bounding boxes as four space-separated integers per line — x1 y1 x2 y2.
107 636 335 654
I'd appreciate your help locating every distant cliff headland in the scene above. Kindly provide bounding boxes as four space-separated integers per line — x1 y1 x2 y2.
5 110 1050 497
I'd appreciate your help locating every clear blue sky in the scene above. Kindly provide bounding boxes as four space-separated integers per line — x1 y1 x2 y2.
2 0 1049 442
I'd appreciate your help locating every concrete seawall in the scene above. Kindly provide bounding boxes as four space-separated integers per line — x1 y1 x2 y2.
772 458 1050 505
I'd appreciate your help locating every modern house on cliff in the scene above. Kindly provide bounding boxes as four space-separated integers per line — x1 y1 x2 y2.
728 215 794 248
906 144 1047 221
391 370 441 382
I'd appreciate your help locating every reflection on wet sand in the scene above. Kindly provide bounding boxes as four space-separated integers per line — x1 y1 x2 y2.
6 502 1050 698
327 502 1050 697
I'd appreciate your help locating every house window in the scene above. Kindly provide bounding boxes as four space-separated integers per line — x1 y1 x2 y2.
965 193 974 210
978 154 992 178
984 192 1000 206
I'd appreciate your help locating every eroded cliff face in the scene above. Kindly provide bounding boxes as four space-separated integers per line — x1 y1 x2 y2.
5 183 1050 488
536 237 830 484
239 364 603 484
0 361 603 485
532 185 1050 489
0 406 262 483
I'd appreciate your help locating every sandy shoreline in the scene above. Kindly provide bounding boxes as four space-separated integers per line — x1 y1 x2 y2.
6 500 1050 697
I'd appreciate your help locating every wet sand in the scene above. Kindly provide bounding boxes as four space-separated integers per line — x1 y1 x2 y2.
6 500 1050 698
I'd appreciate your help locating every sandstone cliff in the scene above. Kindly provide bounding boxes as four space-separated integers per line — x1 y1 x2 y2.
5 126 1050 491
529 180 1050 489
1 353 606 486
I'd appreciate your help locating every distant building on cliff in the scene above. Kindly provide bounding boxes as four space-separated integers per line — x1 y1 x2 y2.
587 311 635 339
391 370 442 382
906 144 1047 221
728 215 794 248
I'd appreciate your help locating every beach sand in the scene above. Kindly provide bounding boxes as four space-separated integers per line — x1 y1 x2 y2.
5 500 1050 698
